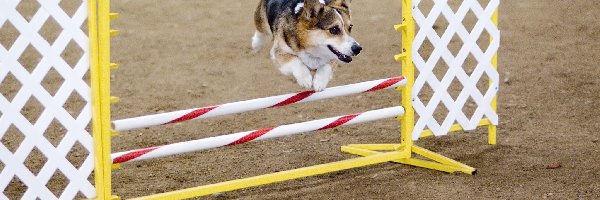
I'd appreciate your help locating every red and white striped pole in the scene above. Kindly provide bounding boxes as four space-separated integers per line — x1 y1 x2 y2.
112 77 406 131
111 106 404 164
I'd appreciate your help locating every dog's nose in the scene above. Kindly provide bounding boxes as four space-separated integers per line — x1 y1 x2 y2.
351 44 362 55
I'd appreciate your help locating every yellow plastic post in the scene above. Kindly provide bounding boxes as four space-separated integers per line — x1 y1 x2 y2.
399 0 415 150
89 0 110 199
91 0 117 199
488 8 499 145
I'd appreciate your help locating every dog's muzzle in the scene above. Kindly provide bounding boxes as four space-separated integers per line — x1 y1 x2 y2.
328 45 353 63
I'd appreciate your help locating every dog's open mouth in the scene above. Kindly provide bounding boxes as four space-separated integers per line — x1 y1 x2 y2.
327 45 352 63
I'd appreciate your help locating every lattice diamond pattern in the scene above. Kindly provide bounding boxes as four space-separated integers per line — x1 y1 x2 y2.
0 0 95 199
411 0 500 140
15 0 40 22
38 16 62 45
0 20 20 49
0 72 22 102
17 44 42 73
44 118 67 147
40 67 66 97
61 39 84 69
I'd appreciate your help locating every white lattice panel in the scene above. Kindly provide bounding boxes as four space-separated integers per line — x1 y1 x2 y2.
411 0 500 140
0 0 95 199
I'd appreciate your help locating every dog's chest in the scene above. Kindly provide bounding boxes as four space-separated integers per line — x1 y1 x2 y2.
298 51 329 69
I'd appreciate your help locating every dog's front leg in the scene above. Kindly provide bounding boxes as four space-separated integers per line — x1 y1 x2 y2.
313 64 332 91
276 56 313 89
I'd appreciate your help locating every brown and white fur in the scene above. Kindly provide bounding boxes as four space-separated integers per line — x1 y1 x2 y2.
252 0 361 91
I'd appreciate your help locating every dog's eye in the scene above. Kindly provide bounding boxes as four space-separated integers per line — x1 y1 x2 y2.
329 26 341 35
349 25 353 33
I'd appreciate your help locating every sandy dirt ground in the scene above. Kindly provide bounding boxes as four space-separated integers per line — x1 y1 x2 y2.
2 0 599 199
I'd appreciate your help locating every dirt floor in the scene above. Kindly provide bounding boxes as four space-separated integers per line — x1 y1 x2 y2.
2 0 600 199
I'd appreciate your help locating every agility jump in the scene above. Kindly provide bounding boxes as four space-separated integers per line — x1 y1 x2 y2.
108 0 499 197
0 0 499 199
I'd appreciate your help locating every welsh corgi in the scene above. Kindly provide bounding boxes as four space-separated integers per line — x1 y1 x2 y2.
252 0 362 91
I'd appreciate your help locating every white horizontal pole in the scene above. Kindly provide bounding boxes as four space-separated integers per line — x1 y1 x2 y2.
111 106 404 164
112 77 406 131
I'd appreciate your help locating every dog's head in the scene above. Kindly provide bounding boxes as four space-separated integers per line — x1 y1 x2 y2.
297 0 361 63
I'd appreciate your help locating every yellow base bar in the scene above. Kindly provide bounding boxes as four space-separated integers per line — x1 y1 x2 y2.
344 143 405 151
132 144 474 199
342 144 476 175
131 150 410 200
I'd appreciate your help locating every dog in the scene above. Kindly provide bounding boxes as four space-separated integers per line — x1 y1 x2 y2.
252 0 362 91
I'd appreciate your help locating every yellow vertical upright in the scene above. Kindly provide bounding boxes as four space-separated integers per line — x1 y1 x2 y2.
89 0 112 199
399 0 415 148
91 0 117 199
488 8 498 145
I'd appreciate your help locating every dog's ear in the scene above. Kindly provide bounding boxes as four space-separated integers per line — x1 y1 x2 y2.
341 0 352 8
326 0 351 10
303 0 325 19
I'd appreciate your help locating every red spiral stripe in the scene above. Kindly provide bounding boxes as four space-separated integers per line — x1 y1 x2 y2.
318 114 360 130
113 146 161 164
269 91 316 108
365 77 405 92
227 127 275 146
164 106 218 125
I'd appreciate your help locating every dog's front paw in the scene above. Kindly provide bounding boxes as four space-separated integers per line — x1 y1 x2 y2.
296 75 313 89
313 64 333 92
312 75 329 92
